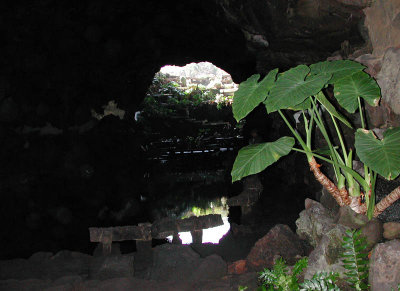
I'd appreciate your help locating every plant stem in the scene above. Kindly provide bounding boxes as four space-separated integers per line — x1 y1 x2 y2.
358 97 366 130
374 185 400 217
331 115 347 161
310 98 341 180
292 148 369 190
358 96 372 187
367 171 377 219
308 156 347 206
278 110 311 160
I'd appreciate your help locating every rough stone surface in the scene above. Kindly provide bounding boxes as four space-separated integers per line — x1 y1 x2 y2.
0 247 252 290
296 199 335 247
228 259 248 275
377 47 400 116
190 254 227 282
149 244 201 282
360 219 383 251
304 224 348 280
383 222 400 240
319 187 340 215
364 0 400 57
246 224 305 271
89 254 134 280
52 275 83 286
355 54 382 78
335 0 372 7
335 205 369 229
0 279 53 291
0 250 92 281
369 240 400 291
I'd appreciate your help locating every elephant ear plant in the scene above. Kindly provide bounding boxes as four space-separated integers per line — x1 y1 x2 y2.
231 60 400 219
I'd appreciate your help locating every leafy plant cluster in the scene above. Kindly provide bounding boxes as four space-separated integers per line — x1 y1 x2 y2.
257 257 340 291
231 60 400 219
252 229 369 291
142 72 220 119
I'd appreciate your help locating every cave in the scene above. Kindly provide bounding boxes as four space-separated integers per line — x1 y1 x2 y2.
1 0 400 290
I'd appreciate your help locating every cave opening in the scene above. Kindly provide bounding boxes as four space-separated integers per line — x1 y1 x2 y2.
137 62 240 245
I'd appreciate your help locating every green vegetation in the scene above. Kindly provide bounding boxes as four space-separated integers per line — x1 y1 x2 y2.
341 229 369 290
231 60 400 219
241 228 370 290
141 72 229 120
300 272 340 291
258 257 308 290
256 257 340 291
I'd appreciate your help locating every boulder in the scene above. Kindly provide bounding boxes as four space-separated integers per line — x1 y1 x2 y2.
190 254 227 282
0 250 91 281
364 0 400 57
304 224 348 280
369 240 400 291
355 54 382 78
246 224 305 271
89 254 134 280
52 275 83 286
149 244 201 282
75 277 164 291
228 260 248 275
360 219 383 251
296 199 335 247
0 278 52 291
335 0 372 8
45 251 92 280
29 252 54 262
383 222 400 240
377 47 400 116
319 187 340 214
335 206 369 229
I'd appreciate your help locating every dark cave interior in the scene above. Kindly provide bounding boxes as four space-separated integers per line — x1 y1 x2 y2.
0 0 371 260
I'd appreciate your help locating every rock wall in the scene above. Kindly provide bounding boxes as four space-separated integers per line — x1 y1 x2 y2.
358 0 400 126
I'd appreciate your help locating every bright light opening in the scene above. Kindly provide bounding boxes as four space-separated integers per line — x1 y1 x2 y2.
166 217 230 245
158 62 238 106
167 197 230 245
202 216 230 244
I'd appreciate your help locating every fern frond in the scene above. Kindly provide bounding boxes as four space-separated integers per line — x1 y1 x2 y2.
341 229 369 290
259 257 307 291
259 268 277 285
293 257 308 277
300 271 340 291
273 257 288 276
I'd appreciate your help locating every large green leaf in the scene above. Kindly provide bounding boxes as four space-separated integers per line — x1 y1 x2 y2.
310 60 365 83
232 69 278 122
315 91 352 128
265 65 331 113
287 98 312 111
231 136 295 182
355 128 400 180
334 71 380 113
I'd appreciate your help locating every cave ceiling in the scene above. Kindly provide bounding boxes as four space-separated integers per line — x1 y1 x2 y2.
1 0 368 127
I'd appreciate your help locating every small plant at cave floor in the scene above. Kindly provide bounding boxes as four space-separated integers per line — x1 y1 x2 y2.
258 257 308 290
242 229 372 290
230 59 400 220
300 272 340 291
341 229 369 290
256 257 340 291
